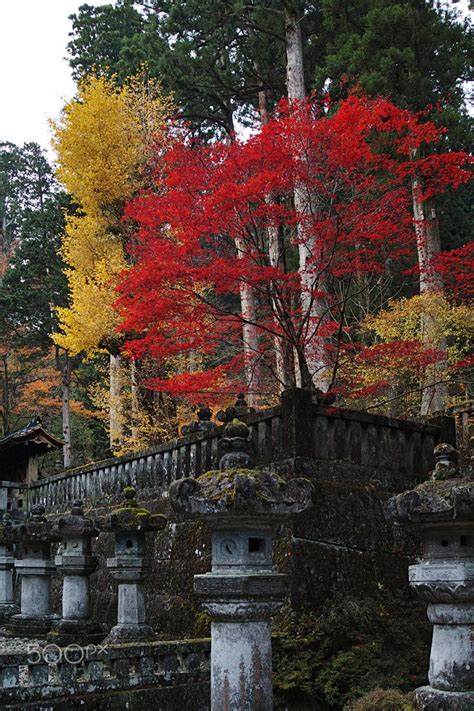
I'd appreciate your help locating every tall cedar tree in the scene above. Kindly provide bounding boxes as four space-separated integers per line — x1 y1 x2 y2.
0 143 78 463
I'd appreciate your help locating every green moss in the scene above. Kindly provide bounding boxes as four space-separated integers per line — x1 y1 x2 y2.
415 477 466 496
193 612 211 637
344 688 417 711
112 507 151 518
196 468 294 503
197 468 257 482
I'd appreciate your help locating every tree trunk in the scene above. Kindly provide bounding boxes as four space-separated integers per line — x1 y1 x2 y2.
258 84 295 392
284 0 330 392
412 171 448 415
61 353 72 468
130 358 139 443
109 353 123 451
235 236 263 408
1 352 10 435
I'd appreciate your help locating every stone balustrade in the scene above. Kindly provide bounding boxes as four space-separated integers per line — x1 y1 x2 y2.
24 393 444 514
0 639 210 706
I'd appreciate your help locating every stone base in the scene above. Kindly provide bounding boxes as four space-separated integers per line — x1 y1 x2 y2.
0 603 17 622
416 686 474 710
7 614 58 637
49 618 107 646
104 623 156 644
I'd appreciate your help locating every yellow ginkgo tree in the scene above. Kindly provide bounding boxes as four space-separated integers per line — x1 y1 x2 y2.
51 72 173 451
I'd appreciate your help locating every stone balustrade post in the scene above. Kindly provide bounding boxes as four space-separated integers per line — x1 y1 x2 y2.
100 486 167 643
7 504 59 636
51 500 103 643
0 514 16 620
385 443 473 710
170 418 313 711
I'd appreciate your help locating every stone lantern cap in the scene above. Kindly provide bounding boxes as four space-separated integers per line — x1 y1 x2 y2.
385 443 473 527
3 504 60 543
99 487 167 533
170 468 313 524
52 500 99 539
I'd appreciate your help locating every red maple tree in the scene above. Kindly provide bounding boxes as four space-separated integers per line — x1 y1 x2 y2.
116 94 471 403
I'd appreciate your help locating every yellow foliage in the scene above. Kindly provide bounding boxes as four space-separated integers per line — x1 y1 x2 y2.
344 293 473 417
88 355 178 455
364 293 473 365
51 72 172 356
51 73 171 216
54 215 127 355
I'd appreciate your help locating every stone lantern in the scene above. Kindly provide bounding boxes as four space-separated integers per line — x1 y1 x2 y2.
51 500 103 643
181 405 218 436
216 393 256 424
170 418 313 711
0 514 16 620
385 443 473 710
100 486 167 643
7 504 59 636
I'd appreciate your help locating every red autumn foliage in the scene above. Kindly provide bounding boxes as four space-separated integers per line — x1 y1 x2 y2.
116 94 471 399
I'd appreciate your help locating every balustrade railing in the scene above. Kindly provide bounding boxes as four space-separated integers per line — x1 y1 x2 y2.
25 390 446 513
0 639 210 704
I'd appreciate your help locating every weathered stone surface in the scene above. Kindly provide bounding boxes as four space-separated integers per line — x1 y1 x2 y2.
0 639 211 709
51 501 103 643
0 684 210 711
170 468 313 522
385 445 474 708
98 488 168 644
416 686 474 711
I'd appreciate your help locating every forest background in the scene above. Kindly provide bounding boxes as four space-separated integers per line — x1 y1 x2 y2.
0 0 472 474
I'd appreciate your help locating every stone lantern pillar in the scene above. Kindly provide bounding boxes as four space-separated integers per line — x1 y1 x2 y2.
52 500 103 643
100 487 167 643
0 514 16 620
7 504 58 636
170 419 313 711
385 443 473 710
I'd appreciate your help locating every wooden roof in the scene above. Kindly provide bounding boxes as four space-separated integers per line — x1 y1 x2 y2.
0 417 64 455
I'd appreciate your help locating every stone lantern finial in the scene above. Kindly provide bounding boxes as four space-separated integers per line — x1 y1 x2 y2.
181 404 218 436
219 418 253 470
431 443 458 480
216 393 256 425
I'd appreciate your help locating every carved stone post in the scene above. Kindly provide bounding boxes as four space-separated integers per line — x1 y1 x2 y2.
100 487 167 643
7 504 59 636
170 419 313 711
385 444 473 710
0 514 16 620
52 500 103 643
